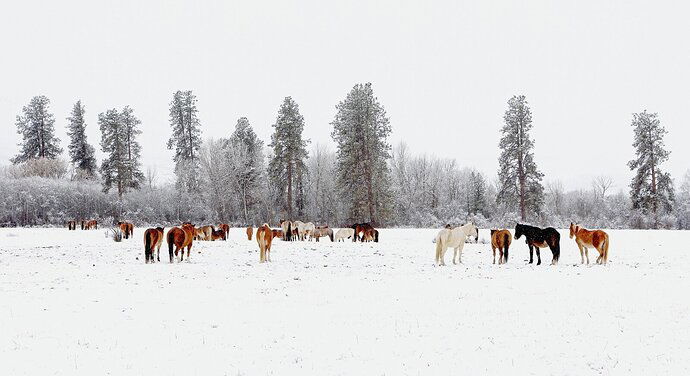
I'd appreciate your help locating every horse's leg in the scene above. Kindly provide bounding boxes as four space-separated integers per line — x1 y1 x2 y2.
440 247 447 266
453 247 458 265
492 246 496 264
584 247 590 265
187 244 192 260
536 248 542 265
529 245 534 264
458 246 463 264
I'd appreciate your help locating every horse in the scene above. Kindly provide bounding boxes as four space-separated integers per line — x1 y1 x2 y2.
246 226 253 241
272 229 283 239
311 226 334 242
298 222 316 241
334 228 355 242
514 223 561 265
280 220 292 241
434 222 479 266
490 229 512 264
218 224 229 240
352 223 377 242
167 223 195 263
211 229 226 241
256 224 274 263
67 220 77 230
143 227 164 263
569 223 610 265
292 221 306 240
82 220 98 230
118 221 134 239
362 228 379 242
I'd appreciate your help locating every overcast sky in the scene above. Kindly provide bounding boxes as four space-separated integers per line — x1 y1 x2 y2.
1 0 688 191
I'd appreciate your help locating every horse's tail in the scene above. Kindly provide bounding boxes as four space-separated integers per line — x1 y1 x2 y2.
329 230 334 242
435 234 443 264
144 230 152 263
602 233 610 264
503 232 510 262
167 230 174 263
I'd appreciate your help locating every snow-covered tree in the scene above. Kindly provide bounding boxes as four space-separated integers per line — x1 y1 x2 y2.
167 90 202 192
227 117 265 223
306 144 338 225
66 100 97 178
628 111 674 227
465 170 487 216
496 95 544 221
268 97 309 218
331 83 393 225
12 95 62 164
676 170 690 229
99 107 144 197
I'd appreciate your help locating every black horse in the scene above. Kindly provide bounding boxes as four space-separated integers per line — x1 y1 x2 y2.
514 223 561 265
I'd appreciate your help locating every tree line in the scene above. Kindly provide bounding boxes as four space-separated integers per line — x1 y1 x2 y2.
4 87 688 229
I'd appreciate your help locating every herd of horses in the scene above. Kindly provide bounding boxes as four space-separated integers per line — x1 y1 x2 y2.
67 219 610 266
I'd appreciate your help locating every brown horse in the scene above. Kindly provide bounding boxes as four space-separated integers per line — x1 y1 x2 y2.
144 227 165 263
211 229 226 241
219 224 230 240
118 221 134 239
82 220 98 230
167 223 195 262
352 223 378 242
67 220 77 230
246 226 253 241
256 224 273 263
569 223 610 265
272 229 283 240
491 229 512 264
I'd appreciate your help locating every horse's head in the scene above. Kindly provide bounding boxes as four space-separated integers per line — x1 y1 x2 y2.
514 224 523 240
569 223 578 239
466 222 479 242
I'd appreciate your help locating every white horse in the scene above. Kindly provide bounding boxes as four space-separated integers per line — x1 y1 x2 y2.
297 221 315 241
280 220 293 241
434 222 479 266
334 228 355 242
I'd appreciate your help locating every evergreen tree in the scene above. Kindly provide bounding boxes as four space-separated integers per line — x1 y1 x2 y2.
66 100 97 178
496 95 544 221
331 83 393 225
12 95 62 164
268 97 309 218
227 117 265 223
628 110 674 227
466 170 487 216
99 107 144 197
167 90 202 192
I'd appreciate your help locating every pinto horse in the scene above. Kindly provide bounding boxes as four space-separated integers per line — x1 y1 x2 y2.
434 222 479 265
569 223 609 264
514 223 561 265
118 221 134 239
280 220 292 241
490 229 512 264
256 224 273 263
143 227 164 263
167 223 195 263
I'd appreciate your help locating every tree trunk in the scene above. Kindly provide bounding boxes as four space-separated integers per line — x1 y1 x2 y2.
287 162 293 218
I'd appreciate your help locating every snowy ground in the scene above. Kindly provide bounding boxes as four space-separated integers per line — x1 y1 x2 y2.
1 227 688 375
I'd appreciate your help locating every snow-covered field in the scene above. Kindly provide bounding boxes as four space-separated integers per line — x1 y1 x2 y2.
1 227 688 375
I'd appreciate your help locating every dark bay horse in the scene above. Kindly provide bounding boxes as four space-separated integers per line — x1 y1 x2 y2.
352 223 378 242
514 223 561 265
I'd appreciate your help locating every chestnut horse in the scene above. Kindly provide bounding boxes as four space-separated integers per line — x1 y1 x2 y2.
118 221 134 239
569 223 610 264
352 223 378 242
211 229 226 241
167 223 195 262
272 229 283 239
246 226 253 241
490 229 512 264
256 224 273 263
219 224 229 240
82 220 98 230
514 223 561 265
143 227 164 263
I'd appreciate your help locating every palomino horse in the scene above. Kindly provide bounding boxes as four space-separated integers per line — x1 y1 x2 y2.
569 223 610 264
167 223 195 262
256 224 273 263
246 226 253 241
118 221 134 239
334 228 355 242
490 229 512 264
310 226 334 242
434 222 479 265
514 223 561 265
143 227 164 263
352 223 377 242
280 220 293 241
219 224 230 240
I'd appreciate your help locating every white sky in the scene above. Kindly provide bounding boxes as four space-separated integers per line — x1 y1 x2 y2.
1 0 688 191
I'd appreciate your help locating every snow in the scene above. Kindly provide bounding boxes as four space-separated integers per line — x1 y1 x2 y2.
1 227 688 375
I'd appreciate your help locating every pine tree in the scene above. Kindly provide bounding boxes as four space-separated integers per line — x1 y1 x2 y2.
331 83 393 225
466 170 487 216
66 100 97 178
167 90 202 192
99 107 144 197
496 95 544 221
268 97 309 218
628 110 674 227
227 117 265 223
12 95 62 164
